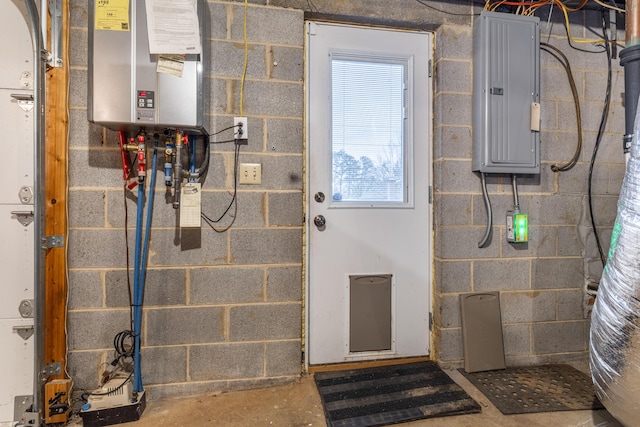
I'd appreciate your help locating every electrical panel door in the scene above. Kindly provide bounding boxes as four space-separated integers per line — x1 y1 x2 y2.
472 11 540 174
88 0 210 135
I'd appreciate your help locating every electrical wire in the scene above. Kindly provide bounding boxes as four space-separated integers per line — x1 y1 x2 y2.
511 174 520 209
82 372 133 398
210 138 238 144
588 11 612 267
478 172 493 248
593 0 625 13
413 0 481 16
240 0 249 116
201 143 240 232
540 42 583 172
212 125 239 136
306 0 319 12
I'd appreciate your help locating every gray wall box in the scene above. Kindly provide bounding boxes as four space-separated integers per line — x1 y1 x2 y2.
472 11 540 174
87 0 210 135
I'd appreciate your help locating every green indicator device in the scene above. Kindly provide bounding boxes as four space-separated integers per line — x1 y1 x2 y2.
506 210 528 243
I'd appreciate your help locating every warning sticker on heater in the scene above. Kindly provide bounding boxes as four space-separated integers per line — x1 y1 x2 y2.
95 0 130 32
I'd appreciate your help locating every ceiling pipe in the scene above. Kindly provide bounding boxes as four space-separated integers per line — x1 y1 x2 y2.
620 0 640 161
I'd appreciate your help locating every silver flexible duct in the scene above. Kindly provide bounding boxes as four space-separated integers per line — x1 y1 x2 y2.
590 98 640 426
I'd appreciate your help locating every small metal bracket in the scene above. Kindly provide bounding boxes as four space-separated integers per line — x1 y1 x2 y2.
19 71 33 89
19 186 34 204
41 362 62 383
10 93 34 112
15 395 33 423
19 300 35 318
41 235 64 249
13 325 34 340
49 0 63 67
11 211 34 227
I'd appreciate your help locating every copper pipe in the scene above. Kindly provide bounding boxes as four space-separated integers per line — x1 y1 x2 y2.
627 0 640 47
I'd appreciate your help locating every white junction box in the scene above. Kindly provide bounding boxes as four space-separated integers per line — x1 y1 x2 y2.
234 117 248 141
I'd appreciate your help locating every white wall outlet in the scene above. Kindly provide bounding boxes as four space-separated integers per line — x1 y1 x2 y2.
239 163 261 184
234 116 248 140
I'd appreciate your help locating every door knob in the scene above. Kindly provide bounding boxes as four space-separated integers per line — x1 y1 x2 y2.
313 215 326 228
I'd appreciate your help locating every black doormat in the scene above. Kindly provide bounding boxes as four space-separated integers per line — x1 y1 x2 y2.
459 364 604 415
314 361 481 427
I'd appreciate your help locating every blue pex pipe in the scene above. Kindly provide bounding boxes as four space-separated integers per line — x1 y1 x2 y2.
132 178 145 393
133 138 158 393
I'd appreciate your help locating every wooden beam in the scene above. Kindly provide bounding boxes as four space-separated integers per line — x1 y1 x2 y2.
44 0 69 380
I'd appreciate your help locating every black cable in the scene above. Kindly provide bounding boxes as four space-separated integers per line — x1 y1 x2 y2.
211 124 239 136
561 14 606 54
210 138 237 144
306 0 319 12
82 372 133 398
478 172 493 248
588 11 611 267
412 0 480 16
540 43 582 172
201 143 240 232
197 134 211 184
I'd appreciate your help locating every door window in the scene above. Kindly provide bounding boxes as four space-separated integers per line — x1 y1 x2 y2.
331 56 407 205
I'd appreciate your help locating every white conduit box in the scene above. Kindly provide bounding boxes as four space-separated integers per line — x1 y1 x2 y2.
88 0 210 135
472 11 540 174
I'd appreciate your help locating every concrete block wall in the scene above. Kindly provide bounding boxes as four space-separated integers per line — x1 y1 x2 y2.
433 11 625 366
64 0 623 400
67 0 304 399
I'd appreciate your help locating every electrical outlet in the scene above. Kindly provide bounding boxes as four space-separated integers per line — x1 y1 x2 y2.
234 116 248 141
239 163 261 184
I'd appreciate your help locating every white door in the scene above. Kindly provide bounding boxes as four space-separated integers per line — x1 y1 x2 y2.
0 2 35 425
306 22 433 365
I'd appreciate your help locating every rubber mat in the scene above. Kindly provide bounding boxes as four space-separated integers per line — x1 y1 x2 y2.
459 364 604 415
314 361 481 427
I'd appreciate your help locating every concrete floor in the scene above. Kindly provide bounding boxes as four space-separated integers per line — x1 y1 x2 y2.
69 364 624 427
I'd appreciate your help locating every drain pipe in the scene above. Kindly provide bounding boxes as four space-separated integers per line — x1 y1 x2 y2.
23 0 46 424
620 0 640 163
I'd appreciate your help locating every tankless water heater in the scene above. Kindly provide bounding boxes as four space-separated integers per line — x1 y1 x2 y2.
88 0 210 135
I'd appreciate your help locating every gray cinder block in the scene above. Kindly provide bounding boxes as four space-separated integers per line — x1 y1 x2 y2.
189 343 264 381
229 303 301 341
189 266 265 304
145 306 225 345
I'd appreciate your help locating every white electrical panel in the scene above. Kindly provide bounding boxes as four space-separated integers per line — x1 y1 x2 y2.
88 0 210 135
472 11 540 174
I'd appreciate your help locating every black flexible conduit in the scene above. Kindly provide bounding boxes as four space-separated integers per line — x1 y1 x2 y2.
588 12 613 267
540 42 583 172
478 172 493 248
511 174 520 209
